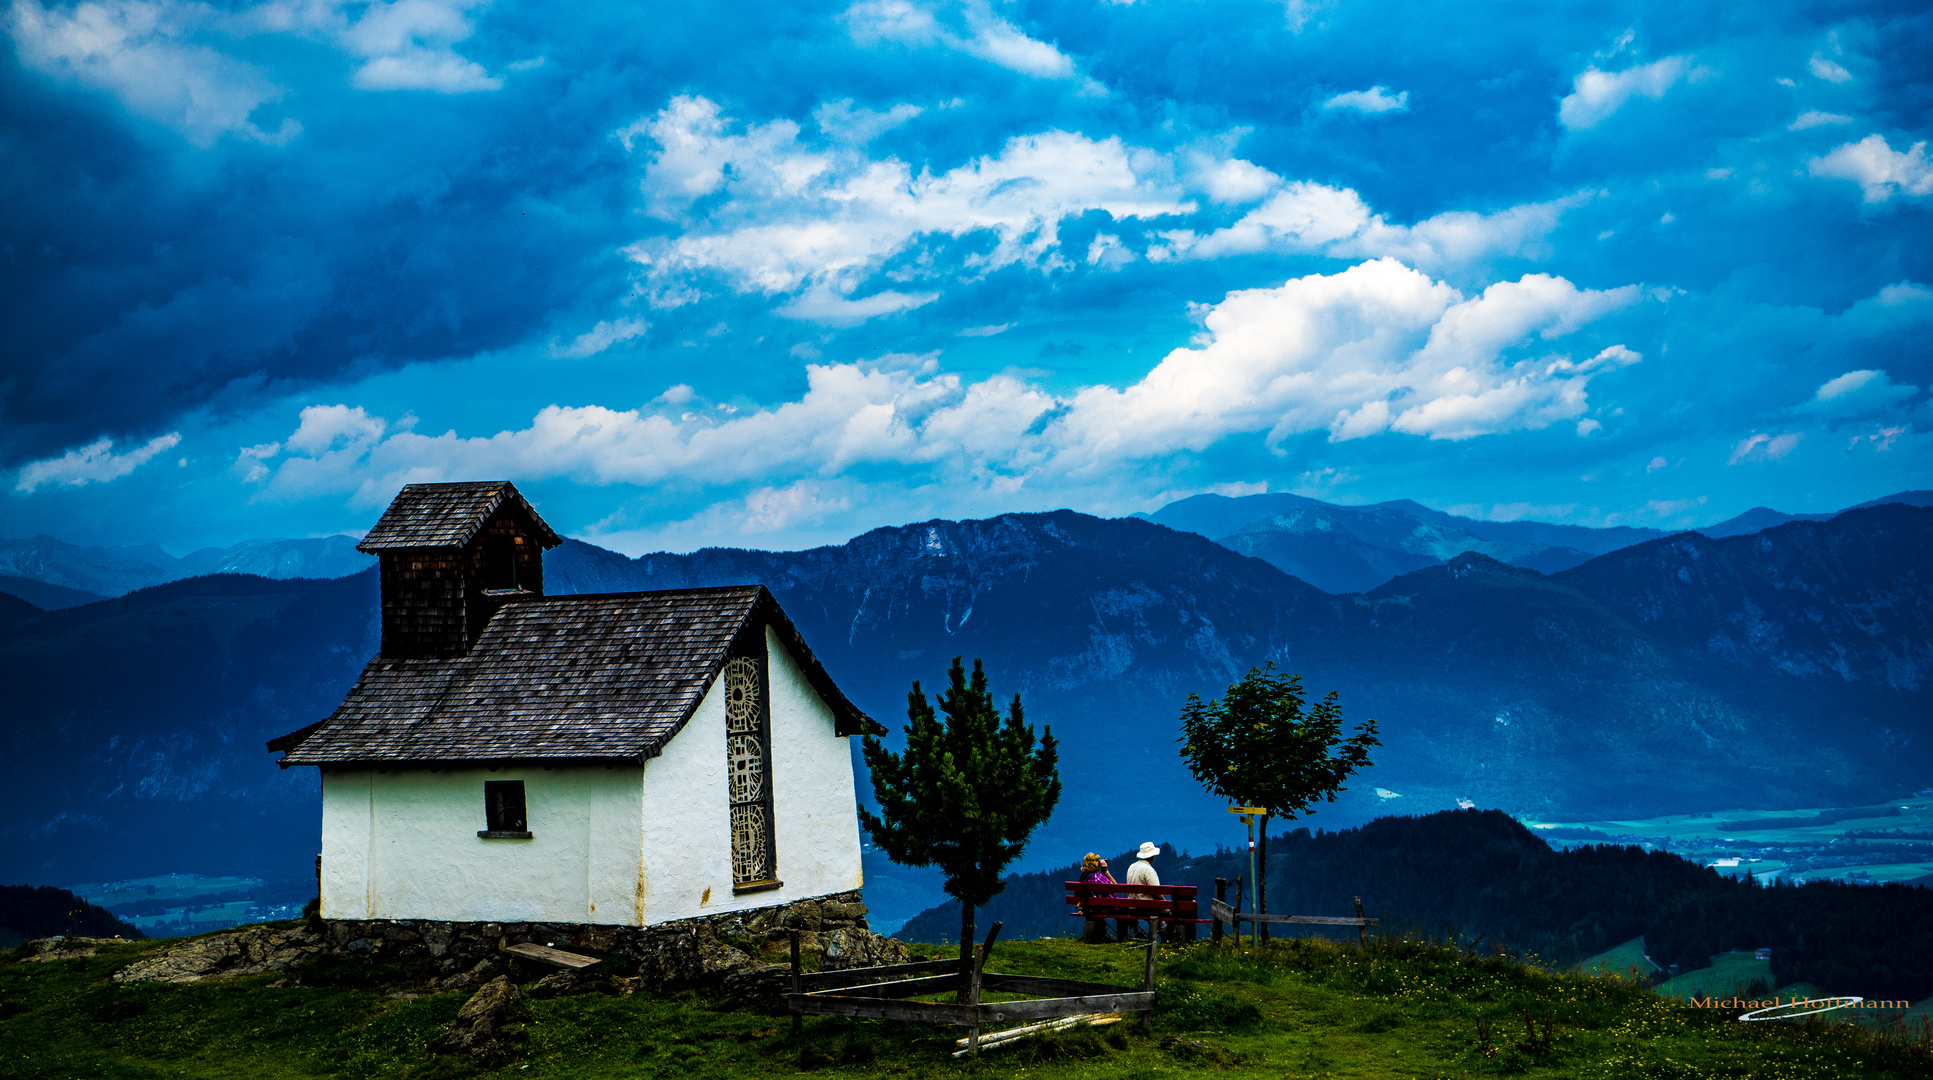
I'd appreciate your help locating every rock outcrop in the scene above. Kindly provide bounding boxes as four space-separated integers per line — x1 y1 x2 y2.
15 936 127 963
113 924 326 983
442 976 522 1060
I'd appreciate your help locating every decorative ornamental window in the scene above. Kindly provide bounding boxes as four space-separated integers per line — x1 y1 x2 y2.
724 653 777 889
479 780 532 839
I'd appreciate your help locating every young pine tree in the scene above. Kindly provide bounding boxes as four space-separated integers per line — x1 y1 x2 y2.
860 657 1061 978
1178 662 1379 940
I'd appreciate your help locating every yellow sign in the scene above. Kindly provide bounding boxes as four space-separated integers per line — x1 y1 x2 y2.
1227 806 1269 816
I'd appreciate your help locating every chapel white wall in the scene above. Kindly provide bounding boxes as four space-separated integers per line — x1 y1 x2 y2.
632 624 863 924
319 763 643 924
319 622 864 926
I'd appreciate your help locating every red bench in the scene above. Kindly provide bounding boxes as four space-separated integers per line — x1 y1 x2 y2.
1064 881 1209 941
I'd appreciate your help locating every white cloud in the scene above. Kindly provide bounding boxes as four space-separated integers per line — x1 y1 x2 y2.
1559 55 1691 130
624 96 1193 321
813 99 923 144
1809 135 1933 202
16 431 182 492
1789 110 1852 131
6 0 500 147
234 441 281 482
1803 369 1917 416
1322 85 1409 114
552 317 648 358
775 286 939 324
1646 455 1667 473
284 404 387 455
956 323 1012 337
1155 182 1586 270
1190 154 1280 204
7 0 296 144
247 260 1643 506
337 0 500 92
1848 426 1905 452
1808 54 1852 83
1728 432 1802 464
844 0 1080 81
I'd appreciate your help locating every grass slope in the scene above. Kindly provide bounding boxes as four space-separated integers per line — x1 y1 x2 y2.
4 927 1930 1079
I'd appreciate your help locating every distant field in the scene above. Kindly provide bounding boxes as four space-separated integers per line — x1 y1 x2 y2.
1526 799 1933 848
69 874 261 909
1795 862 1933 885
1574 936 1657 980
1656 951 1777 999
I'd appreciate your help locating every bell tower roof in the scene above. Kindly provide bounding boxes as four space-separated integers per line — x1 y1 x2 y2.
357 481 561 553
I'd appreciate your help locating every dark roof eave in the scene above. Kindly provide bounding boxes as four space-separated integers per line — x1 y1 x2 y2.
279 752 657 771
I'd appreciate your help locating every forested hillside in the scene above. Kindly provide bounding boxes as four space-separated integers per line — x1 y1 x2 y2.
897 810 1933 1001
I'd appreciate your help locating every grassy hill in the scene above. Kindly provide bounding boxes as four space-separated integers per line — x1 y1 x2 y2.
2 926 1928 1078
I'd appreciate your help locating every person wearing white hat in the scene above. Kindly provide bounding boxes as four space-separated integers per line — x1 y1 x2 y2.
1125 842 1160 886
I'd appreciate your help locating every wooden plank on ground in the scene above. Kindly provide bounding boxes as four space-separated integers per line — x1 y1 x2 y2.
787 994 981 1026
796 958 961 991
978 992 1156 1023
951 1014 1123 1057
503 943 601 969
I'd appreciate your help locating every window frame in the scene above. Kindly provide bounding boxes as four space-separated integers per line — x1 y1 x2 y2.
725 640 782 893
479 779 533 839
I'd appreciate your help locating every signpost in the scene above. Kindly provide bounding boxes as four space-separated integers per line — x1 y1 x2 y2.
1227 806 1268 943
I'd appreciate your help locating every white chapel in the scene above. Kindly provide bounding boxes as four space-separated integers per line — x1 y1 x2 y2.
269 481 880 927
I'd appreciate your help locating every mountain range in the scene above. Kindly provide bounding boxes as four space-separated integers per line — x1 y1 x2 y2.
1138 489 1933 593
2 497 1925 906
3 491 1924 608
0 534 370 608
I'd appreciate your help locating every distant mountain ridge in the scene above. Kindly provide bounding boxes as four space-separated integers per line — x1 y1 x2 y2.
1139 489 1930 594
0 534 370 604
5 490 1920 608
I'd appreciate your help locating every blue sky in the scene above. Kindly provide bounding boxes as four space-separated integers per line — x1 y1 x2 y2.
4 0 1928 554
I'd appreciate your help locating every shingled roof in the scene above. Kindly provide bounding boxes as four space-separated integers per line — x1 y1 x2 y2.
271 585 879 766
357 481 561 552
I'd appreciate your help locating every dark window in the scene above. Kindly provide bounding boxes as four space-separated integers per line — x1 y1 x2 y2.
480 780 531 838
480 536 519 591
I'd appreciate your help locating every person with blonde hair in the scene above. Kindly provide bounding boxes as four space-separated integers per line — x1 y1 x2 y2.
1077 852 1121 943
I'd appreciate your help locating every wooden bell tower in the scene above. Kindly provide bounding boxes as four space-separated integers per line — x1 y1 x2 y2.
355 481 563 659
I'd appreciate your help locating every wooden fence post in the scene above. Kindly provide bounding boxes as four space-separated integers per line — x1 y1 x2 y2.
1354 897 1368 949
1141 922 1158 1035
790 930 803 1036
1212 879 1226 944
966 921 1003 1058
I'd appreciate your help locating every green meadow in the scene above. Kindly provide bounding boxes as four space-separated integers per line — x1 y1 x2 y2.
3 928 1930 1079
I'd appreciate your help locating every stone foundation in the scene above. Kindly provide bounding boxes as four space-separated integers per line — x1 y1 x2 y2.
107 889 907 993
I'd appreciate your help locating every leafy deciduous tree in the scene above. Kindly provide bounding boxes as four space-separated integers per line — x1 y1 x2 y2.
861 657 1061 976
1178 662 1380 940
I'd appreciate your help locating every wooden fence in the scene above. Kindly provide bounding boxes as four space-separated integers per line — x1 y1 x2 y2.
1209 878 1377 946
787 921 1158 1057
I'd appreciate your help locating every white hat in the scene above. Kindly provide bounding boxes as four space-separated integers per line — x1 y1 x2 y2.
1136 842 1159 859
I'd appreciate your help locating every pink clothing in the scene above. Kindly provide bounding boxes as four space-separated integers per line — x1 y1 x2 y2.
1080 869 1119 899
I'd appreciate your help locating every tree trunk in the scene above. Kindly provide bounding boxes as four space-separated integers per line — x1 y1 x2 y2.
957 902 975 1003
1258 816 1270 944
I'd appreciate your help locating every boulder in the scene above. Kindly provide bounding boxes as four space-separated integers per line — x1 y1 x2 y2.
820 927 912 971
633 929 754 991
113 925 325 984
443 976 522 1060
15 936 126 963
720 961 792 1000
